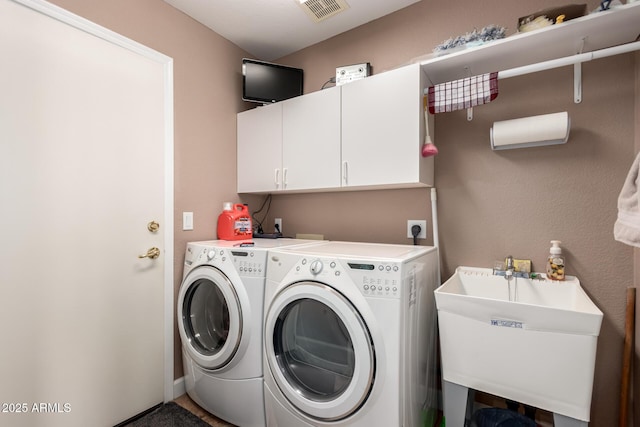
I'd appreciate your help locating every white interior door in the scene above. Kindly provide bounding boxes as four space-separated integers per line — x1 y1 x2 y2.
0 1 173 426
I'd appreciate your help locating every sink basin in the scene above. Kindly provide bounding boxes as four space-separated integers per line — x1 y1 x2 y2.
435 267 603 422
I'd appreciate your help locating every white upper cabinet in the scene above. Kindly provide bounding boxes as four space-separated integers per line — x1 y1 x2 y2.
341 63 433 189
237 64 433 194
237 102 282 193
282 86 341 191
237 87 341 193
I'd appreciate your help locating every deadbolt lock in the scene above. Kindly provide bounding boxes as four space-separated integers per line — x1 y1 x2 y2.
147 221 160 233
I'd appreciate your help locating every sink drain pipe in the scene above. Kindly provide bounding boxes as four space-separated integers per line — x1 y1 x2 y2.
431 187 441 286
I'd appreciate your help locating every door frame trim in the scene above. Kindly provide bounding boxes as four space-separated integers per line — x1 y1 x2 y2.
13 0 175 403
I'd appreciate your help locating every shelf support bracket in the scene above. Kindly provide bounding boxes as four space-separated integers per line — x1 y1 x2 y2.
574 38 586 104
464 66 473 121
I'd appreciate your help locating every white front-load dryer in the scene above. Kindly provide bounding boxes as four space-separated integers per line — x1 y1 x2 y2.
178 239 322 427
263 241 440 427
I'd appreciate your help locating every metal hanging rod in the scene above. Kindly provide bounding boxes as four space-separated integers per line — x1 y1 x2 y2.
423 39 640 116
497 39 640 79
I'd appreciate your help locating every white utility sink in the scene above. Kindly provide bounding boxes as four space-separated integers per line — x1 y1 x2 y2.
435 267 603 426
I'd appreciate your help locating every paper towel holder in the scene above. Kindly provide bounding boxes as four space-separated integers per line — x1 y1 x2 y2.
490 112 570 150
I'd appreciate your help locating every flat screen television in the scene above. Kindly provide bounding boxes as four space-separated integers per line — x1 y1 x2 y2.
242 58 303 104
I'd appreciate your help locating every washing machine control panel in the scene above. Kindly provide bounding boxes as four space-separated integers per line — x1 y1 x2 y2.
230 249 267 277
297 257 402 298
187 245 268 277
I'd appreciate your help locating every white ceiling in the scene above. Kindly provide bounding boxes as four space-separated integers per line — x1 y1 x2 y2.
163 0 421 61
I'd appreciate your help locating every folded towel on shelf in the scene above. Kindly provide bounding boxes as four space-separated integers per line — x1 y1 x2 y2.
615 152 640 247
428 72 499 114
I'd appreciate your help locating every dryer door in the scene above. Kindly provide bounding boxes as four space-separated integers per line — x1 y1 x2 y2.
178 265 241 370
265 281 374 421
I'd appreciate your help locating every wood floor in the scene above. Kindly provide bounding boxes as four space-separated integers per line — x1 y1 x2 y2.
174 394 236 427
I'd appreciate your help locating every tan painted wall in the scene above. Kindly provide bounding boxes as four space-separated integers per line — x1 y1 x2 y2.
44 0 637 425
270 1 637 425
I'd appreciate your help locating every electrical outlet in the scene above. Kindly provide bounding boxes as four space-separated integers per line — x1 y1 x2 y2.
407 220 427 239
275 218 282 233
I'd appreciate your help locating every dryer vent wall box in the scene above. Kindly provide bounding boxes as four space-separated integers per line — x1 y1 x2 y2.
336 63 370 86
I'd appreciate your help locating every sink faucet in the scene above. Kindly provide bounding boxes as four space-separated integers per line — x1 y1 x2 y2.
505 255 514 280
504 255 517 301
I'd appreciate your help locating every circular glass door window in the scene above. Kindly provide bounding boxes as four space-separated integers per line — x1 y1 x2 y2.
275 298 355 401
265 281 375 421
178 265 242 370
183 278 230 356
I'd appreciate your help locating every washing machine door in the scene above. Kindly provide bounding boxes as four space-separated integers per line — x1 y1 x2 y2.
178 265 241 370
265 281 375 421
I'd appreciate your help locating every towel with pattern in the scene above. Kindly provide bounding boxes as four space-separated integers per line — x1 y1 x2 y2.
428 72 498 114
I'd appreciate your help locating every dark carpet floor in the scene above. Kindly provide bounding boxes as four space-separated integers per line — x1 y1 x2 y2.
123 402 210 427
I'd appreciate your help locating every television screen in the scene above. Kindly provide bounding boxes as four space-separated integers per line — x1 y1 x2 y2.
242 58 303 104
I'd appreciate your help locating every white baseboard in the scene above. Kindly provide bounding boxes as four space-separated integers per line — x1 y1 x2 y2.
173 376 186 399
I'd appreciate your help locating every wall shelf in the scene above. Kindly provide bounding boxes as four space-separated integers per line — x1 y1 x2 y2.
419 2 640 85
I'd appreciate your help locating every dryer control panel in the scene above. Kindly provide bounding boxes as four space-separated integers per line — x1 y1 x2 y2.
349 262 403 299
295 257 403 299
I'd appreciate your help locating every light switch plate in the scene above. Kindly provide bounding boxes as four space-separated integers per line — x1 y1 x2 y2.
183 212 193 231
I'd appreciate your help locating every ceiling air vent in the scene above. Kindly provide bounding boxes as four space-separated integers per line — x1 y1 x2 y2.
298 0 350 23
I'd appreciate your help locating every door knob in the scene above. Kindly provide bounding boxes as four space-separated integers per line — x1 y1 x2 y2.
147 221 160 233
139 247 161 259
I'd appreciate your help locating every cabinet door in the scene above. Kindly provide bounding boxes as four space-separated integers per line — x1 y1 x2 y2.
237 103 283 193
342 64 423 188
282 86 341 191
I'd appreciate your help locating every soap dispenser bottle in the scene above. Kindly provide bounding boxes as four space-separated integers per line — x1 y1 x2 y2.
546 240 565 281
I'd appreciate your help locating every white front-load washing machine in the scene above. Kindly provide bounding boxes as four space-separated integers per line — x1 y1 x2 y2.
178 239 322 427
262 241 440 427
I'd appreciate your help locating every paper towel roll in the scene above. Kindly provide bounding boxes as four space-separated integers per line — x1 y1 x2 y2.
490 112 570 150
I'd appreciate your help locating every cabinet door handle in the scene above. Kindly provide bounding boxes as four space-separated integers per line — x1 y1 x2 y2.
274 169 280 189
283 168 288 189
342 161 348 186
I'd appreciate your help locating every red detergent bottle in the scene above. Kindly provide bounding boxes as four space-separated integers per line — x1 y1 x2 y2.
217 202 253 240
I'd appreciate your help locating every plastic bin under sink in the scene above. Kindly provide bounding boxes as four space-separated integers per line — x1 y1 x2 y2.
434 267 603 423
